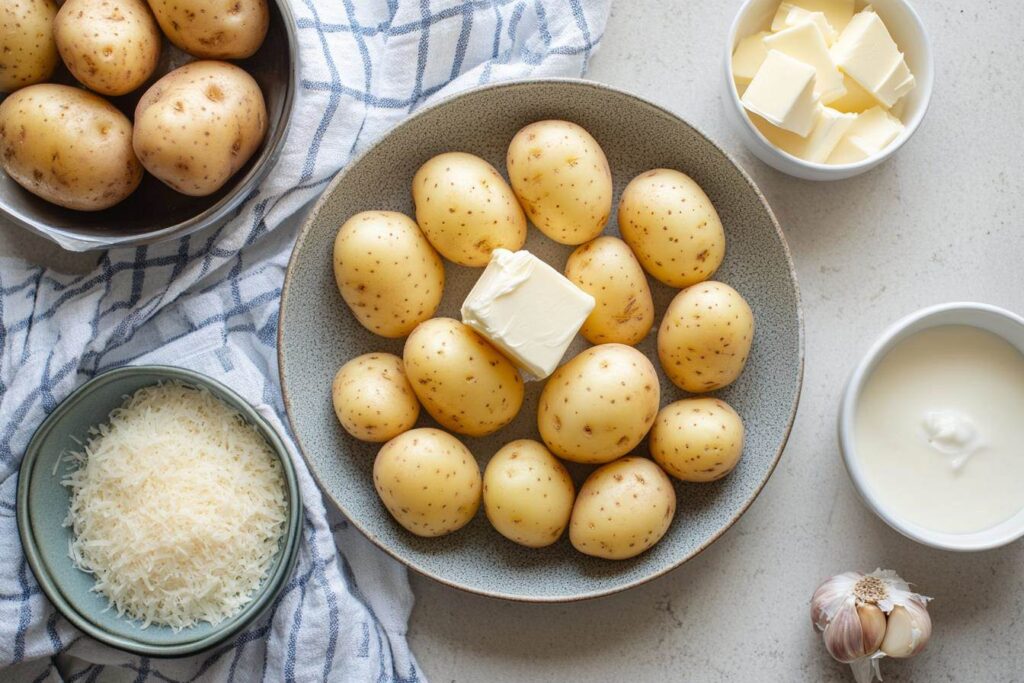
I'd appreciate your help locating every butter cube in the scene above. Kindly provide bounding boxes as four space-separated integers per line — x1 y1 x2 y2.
787 0 855 32
461 249 595 380
742 50 819 137
732 31 771 85
771 5 837 45
750 106 855 163
827 106 904 164
831 8 915 108
828 74 879 113
764 21 846 104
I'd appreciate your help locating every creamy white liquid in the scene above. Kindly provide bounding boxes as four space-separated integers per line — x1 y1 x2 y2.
855 325 1024 534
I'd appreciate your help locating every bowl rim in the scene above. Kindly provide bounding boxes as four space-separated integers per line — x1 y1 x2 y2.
723 0 935 174
0 0 299 252
16 365 303 657
838 301 1024 551
278 77 806 602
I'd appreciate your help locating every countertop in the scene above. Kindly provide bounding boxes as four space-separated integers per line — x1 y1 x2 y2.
3 1 1023 681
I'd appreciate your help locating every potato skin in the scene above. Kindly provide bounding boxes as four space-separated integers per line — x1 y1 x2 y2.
538 344 660 465
412 152 526 267
0 0 58 93
649 398 745 482
55 0 161 96
506 120 612 245
619 169 726 287
0 84 142 210
569 457 676 560
146 0 268 59
333 211 444 339
483 439 575 548
373 428 481 537
133 60 267 196
332 353 420 443
564 236 654 346
404 318 524 437
658 281 755 393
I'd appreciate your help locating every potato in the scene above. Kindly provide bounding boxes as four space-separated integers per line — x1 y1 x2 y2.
649 398 745 482
506 120 612 245
411 152 526 267
331 353 420 443
0 0 58 93
54 0 161 96
658 281 755 393
146 0 268 59
569 457 676 560
538 344 660 464
564 236 654 346
133 60 267 196
333 211 444 338
483 439 575 548
404 318 524 437
0 84 142 210
373 428 481 537
618 169 726 287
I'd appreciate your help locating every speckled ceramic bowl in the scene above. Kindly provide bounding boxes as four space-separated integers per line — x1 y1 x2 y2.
17 366 302 656
279 79 804 602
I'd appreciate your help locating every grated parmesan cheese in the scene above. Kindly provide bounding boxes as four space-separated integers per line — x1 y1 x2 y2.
61 382 288 630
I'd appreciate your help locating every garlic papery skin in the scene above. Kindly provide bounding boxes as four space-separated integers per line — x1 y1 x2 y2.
823 598 886 663
811 571 864 630
881 599 932 658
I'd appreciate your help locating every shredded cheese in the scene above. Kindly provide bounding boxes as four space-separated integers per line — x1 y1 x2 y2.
61 382 288 630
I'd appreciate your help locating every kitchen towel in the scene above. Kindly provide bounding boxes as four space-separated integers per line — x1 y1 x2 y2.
0 1 610 681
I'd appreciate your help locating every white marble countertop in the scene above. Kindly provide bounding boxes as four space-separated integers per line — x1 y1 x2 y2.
3 1 1023 681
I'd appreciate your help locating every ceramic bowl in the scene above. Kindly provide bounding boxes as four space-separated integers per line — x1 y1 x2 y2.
839 302 1024 551
723 0 934 181
0 0 297 252
279 78 804 601
17 366 302 657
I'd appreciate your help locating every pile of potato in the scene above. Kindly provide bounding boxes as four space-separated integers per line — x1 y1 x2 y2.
0 0 270 211
331 120 755 561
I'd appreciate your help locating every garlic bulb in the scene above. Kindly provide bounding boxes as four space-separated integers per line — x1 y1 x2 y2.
810 569 932 683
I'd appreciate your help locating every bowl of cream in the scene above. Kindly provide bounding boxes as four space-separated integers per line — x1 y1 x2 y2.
840 302 1024 551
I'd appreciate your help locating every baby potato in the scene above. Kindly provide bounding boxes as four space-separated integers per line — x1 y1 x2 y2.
133 60 267 196
412 152 526 267
0 0 58 93
538 344 660 465
658 281 755 393
404 318 524 437
483 439 575 548
373 428 481 537
333 211 444 338
332 353 420 443
506 120 612 245
564 236 654 346
619 169 726 287
54 0 162 96
146 0 268 59
0 84 142 210
649 398 745 482
569 457 676 560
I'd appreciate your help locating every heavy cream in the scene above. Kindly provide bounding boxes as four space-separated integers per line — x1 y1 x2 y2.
854 325 1024 534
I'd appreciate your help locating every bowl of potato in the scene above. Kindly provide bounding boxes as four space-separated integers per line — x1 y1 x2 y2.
0 0 295 251
279 79 804 601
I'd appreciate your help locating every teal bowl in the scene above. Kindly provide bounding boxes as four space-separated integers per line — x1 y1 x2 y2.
16 366 302 657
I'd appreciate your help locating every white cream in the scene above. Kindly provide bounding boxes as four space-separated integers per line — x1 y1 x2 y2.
461 249 594 380
855 325 1024 534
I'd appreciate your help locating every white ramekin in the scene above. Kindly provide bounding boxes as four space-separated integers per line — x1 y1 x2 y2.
724 0 934 181
839 302 1024 551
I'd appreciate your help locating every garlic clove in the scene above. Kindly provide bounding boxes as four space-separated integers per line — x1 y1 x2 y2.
881 599 932 658
857 603 886 655
810 572 863 630
824 598 868 663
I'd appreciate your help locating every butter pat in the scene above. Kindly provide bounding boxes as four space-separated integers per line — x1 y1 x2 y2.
828 74 879 113
461 249 595 380
787 0 855 32
732 31 770 85
831 8 915 108
827 106 904 164
742 50 818 137
771 5 837 45
750 106 855 163
764 21 846 104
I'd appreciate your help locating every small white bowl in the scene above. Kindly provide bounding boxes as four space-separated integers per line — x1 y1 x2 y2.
724 0 934 181
839 302 1024 551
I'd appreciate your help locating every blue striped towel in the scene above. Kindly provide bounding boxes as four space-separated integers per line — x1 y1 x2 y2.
0 1 610 680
